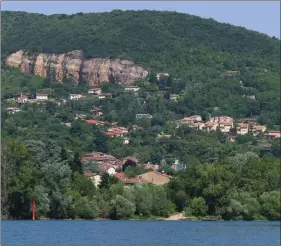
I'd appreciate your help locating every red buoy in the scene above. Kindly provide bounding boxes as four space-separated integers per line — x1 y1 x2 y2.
32 200 36 220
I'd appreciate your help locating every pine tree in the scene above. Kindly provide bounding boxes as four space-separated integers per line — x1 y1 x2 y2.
69 152 83 174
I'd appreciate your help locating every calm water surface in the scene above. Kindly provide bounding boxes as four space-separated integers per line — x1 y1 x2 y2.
1 220 280 245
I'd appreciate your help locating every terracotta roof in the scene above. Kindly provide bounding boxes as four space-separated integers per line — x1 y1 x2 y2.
251 125 266 131
85 120 105 125
105 131 123 136
204 122 218 127
237 123 249 128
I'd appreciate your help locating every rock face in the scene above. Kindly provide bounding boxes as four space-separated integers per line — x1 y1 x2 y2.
6 50 149 85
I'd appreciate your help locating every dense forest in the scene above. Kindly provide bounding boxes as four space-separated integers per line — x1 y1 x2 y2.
1 10 280 220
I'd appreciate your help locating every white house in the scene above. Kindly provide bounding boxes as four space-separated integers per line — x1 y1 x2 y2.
156 72 169 81
98 93 112 99
69 94 82 100
36 93 48 101
170 94 179 101
17 94 28 104
236 123 249 135
88 88 102 95
124 86 140 92
5 107 21 114
136 114 153 119
123 137 130 145
107 166 116 176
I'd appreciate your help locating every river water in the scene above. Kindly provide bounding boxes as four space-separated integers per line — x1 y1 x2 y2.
1 220 280 245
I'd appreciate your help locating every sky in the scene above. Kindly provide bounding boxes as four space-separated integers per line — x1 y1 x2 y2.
1 1 280 38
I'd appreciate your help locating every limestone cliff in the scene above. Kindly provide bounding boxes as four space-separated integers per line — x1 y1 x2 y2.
6 50 149 85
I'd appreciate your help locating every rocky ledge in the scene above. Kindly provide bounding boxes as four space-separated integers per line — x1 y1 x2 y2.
6 50 149 85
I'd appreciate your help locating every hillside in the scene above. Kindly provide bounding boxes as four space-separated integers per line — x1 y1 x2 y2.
2 10 280 72
1 10 280 220
2 10 280 125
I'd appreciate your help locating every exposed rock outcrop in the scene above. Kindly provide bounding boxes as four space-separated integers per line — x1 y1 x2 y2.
6 50 149 85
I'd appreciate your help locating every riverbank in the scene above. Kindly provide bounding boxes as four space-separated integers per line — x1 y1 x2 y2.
164 213 223 221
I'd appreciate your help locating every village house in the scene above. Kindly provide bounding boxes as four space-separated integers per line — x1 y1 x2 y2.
210 116 234 133
228 136 236 142
137 171 173 185
36 93 48 101
236 123 249 135
123 137 130 145
108 127 128 134
81 152 123 170
84 172 101 187
250 125 267 136
98 93 112 99
114 173 149 186
156 72 169 81
111 122 118 126
170 94 179 101
264 131 281 139
75 114 86 120
88 88 102 95
5 106 21 114
181 115 202 125
129 124 142 131
171 159 187 172
156 132 171 141
136 114 153 119
193 122 205 130
69 94 83 100
242 94 256 100
105 131 123 137
203 122 219 132
17 94 28 104
218 122 233 133
91 107 103 116
85 119 106 126
224 70 240 76
124 86 140 93
238 118 257 125
61 122 72 127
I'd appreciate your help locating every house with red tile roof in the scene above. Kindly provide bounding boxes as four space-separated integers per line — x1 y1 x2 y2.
238 118 257 125
250 125 267 136
114 173 149 185
203 122 219 132
75 114 86 120
236 123 249 135
85 119 106 126
265 130 281 138
138 171 173 185
181 115 202 125
81 152 123 170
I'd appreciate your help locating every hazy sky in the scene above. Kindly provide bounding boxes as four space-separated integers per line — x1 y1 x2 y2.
2 1 280 38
